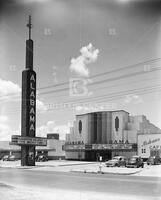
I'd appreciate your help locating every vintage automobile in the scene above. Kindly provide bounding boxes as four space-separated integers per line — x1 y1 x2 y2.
147 156 161 165
2 155 17 161
8 155 17 161
126 156 144 168
36 155 48 162
105 156 126 167
2 155 10 161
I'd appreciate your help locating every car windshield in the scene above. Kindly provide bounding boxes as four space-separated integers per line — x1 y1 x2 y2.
130 158 136 161
112 157 119 160
149 157 154 160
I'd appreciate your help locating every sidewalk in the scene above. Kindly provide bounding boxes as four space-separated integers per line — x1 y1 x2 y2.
135 164 161 177
0 160 94 169
1 160 161 177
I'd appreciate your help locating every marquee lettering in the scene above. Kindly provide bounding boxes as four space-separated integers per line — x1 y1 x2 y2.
29 73 36 135
30 82 35 90
30 107 35 114
30 74 36 81
30 115 35 122
30 91 35 98
30 124 35 131
30 99 35 106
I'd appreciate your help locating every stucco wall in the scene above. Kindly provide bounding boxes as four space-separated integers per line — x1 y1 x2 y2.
47 139 65 157
65 151 85 160
138 133 161 158
75 114 89 144
112 111 129 142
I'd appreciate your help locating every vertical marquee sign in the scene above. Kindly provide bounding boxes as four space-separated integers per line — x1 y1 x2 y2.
29 72 36 136
21 15 36 166
10 16 47 166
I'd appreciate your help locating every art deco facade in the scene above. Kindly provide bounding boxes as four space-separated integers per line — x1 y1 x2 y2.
65 110 161 161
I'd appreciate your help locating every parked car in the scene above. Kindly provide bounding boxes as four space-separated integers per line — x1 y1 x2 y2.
126 156 144 168
8 155 17 161
147 156 161 165
2 155 17 161
105 156 126 167
2 155 10 161
36 155 48 162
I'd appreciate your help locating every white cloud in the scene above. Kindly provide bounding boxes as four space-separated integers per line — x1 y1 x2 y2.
0 114 21 141
0 115 11 141
0 115 8 123
0 124 11 141
0 78 21 100
124 94 143 104
37 121 70 140
70 43 99 77
36 125 48 138
36 99 48 112
53 124 70 140
0 79 47 112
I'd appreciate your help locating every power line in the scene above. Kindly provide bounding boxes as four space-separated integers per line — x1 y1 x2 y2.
36 76 161 100
5 85 161 115
38 57 161 90
1 57 160 100
26 66 161 96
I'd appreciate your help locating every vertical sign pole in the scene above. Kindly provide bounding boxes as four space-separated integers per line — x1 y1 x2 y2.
21 15 36 166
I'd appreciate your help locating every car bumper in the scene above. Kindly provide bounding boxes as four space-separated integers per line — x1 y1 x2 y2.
126 165 137 168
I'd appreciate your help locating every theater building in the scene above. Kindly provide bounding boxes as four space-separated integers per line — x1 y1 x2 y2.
65 110 161 161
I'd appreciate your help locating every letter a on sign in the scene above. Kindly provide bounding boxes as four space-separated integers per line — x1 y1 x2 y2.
30 75 35 82
30 107 35 114
30 124 35 131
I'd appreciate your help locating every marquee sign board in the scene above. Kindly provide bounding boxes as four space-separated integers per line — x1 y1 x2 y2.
18 137 47 146
65 143 135 151
92 144 133 150
10 135 47 146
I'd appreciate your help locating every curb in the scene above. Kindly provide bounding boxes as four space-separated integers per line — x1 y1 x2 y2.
71 169 142 176
0 165 45 169
0 162 94 169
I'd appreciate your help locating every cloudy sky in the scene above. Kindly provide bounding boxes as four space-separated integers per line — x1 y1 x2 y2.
0 0 161 141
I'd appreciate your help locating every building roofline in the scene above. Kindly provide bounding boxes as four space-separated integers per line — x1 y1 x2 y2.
138 132 161 136
76 110 129 117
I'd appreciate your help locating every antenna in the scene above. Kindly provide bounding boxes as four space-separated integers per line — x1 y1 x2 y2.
26 15 32 39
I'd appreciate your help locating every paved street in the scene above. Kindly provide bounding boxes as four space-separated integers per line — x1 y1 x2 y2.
0 168 161 200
